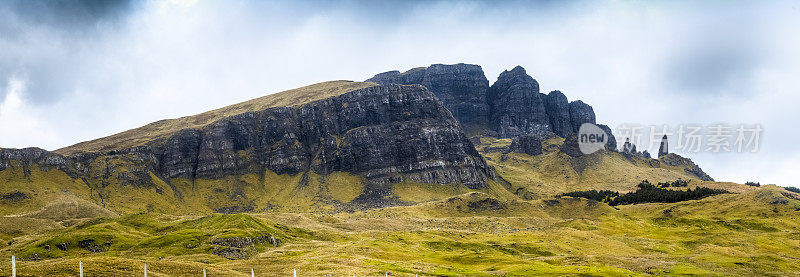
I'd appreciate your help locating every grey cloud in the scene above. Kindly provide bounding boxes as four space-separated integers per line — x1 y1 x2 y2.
1 0 133 30
660 3 769 98
0 0 134 103
665 37 762 97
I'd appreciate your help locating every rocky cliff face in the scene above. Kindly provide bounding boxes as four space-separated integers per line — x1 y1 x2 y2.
568 100 596 133
1 84 495 211
597 124 617 151
188 84 489 187
659 153 714 181
367 64 491 131
0 147 72 175
368 64 602 141
489 66 550 138
544 90 573 138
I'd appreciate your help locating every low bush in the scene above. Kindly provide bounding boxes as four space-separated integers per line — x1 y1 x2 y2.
563 180 729 206
744 181 761 187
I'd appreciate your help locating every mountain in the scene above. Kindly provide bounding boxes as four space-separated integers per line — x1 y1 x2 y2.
2 81 501 214
0 64 713 216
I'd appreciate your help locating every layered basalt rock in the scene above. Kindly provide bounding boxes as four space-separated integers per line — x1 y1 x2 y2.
0 147 70 173
489 66 550 138
544 90 573 138
368 64 601 141
568 100 596 133
182 84 493 188
367 64 491 130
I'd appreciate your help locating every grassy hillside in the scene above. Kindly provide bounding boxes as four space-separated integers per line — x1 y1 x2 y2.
56 81 377 155
477 136 707 199
0 186 798 276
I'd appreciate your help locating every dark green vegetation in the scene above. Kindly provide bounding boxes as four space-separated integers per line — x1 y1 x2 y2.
562 190 619 203
610 181 729 205
657 179 688 188
785 186 800 193
564 180 729 206
745 181 761 187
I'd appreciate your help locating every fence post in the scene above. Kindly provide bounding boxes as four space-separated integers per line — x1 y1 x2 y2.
80 261 83 277
293 268 296 277
203 268 207 277
11 256 15 277
144 263 147 277
251 268 254 277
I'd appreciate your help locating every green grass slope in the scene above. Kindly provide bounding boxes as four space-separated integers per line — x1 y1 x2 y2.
477 136 711 199
1 186 797 276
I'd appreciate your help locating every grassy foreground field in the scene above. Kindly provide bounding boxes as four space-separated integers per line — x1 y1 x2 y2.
1 185 799 276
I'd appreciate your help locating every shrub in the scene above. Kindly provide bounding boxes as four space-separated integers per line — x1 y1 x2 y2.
562 190 619 202
744 181 761 187
563 180 729 206
785 186 800 193
657 179 689 188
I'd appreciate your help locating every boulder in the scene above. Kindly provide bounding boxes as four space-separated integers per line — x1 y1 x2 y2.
510 134 543 156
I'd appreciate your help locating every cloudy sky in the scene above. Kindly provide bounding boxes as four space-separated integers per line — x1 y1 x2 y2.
1 0 799 185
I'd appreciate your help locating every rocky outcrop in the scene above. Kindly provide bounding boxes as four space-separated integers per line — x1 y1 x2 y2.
489 66 550 138
658 135 669 158
597 124 617 151
659 153 714 181
368 64 491 130
509 134 543 156
621 138 650 159
368 64 604 142
0 147 70 173
366 67 426 85
568 100 596 133
544 90 573 138
559 134 584 157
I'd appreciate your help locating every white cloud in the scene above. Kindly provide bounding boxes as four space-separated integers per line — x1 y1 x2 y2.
0 76 59 148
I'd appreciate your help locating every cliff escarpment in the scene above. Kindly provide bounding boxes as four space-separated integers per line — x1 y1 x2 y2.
368 64 599 139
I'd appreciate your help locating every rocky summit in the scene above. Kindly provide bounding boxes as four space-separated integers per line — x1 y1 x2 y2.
367 64 491 132
489 66 550 138
368 64 602 141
